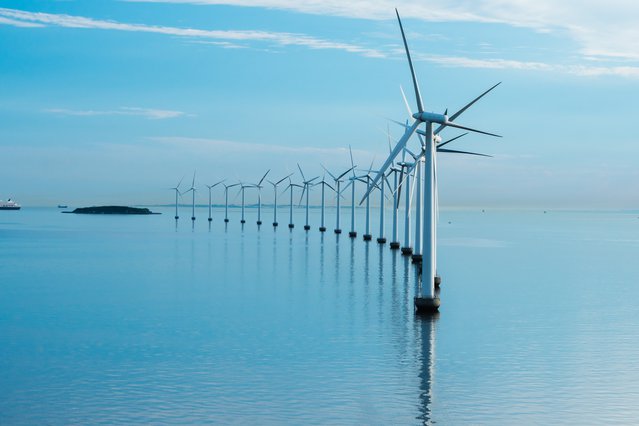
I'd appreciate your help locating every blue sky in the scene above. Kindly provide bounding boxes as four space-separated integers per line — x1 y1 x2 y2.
1 0 638 208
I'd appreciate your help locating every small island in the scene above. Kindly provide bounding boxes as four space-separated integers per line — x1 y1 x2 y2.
63 206 160 215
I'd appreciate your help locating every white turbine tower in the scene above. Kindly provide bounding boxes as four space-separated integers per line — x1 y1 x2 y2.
376 172 391 244
222 183 239 223
238 183 254 225
283 178 303 229
183 171 196 221
362 9 501 312
205 180 224 222
297 164 319 231
170 176 184 220
253 169 270 226
267 173 293 227
347 146 359 238
321 164 355 234
316 174 336 232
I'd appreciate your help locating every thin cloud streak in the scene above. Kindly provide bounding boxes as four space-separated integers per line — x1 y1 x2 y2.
3 7 639 78
0 7 385 58
46 107 189 120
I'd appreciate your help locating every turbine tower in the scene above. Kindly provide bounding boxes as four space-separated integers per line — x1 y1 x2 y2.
283 178 303 229
322 164 355 235
316 174 335 232
362 9 501 312
170 176 184 220
205 180 224 222
222 183 239 223
253 169 270 226
267 173 293 227
297 164 318 232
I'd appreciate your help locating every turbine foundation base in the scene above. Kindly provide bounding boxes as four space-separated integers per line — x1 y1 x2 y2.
390 242 400 249
208 218 212 222
349 231 357 238
288 224 294 229
334 229 342 234
363 234 372 241
257 221 262 226
240 220 246 224
191 217 196 221
411 254 423 263
319 226 326 232
273 222 278 227
304 225 311 231
414 296 440 313
224 218 229 223
401 247 413 256
377 237 387 244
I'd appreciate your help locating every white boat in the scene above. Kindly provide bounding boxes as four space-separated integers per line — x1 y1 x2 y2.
0 199 21 210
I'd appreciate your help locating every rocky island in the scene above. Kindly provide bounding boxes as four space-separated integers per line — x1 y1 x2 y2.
64 206 160 215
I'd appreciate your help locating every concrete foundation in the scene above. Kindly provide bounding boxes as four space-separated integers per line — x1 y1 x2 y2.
334 229 342 234
414 296 440 313
319 226 327 232
349 231 357 238
390 242 400 249
377 237 387 244
363 234 372 241
401 247 413 256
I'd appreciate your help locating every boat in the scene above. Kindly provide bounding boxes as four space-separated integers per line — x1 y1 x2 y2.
57 205 68 209
0 199 21 210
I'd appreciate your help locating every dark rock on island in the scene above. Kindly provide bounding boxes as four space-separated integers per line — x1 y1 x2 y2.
64 206 160 215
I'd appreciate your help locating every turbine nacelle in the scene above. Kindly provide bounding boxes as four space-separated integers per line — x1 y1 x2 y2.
413 111 448 124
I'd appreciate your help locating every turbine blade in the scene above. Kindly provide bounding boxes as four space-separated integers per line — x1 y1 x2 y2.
396 9 423 113
321 164 337 181
297 163 306 182
435 82 502 135
258 169 270 186
359 120 419 204
437 148 492 157
399 85 414 120
276 173 294 185
337 165 356 180
443 122 502 138
349 145 355 173
437 132 468 149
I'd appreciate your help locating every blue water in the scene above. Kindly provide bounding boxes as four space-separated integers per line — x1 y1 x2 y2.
1 207 638 424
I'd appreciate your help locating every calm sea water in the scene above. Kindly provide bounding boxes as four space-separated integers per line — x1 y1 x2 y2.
1 206 638 424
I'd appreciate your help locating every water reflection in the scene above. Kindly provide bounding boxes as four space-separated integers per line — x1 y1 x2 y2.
415 312 439 425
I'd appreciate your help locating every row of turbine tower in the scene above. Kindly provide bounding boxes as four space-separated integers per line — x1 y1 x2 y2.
170 9 501 312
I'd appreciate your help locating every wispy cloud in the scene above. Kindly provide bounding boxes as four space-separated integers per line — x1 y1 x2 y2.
0 15 44 27
45 107 188 120
123 0 639 62
0 7 385 58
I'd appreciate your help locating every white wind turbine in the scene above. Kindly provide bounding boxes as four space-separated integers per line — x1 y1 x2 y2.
362 9 501 311
222 183 240 223
283 178 303 229
267 173 293 227
297 163 319 231
205 179 225 222
321 164 355 234
252 169 270 226
181 171 197 221
316 174 336 232
347 146 359 238
170 176 184 220
238 182 254 225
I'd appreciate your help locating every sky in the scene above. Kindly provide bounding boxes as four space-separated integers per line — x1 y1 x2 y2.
1 0 638 208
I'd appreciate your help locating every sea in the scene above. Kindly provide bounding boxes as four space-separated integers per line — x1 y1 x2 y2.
1 206 638 425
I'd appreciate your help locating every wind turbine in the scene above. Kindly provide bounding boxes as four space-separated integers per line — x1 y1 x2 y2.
347 146 359 238
362 9 501 312
355 160 376 241
253 169 270 226
376 172 391 244
322 164 355 234
205 179 225 222
182 171 197 221
283 178 303 229
222 183 239 223
267 173 293 227
170 176 184 220
297 163 319 231
238 183 255 224
316 174 336 232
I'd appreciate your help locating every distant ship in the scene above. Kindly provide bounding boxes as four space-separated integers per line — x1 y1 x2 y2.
57 205 68 209
0 199 21 210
